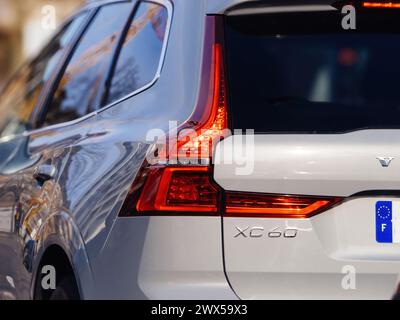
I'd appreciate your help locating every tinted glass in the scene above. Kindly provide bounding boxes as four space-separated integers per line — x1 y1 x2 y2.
106 1 168 104
225 10 400 133
0 13 87 137
44 2 134 126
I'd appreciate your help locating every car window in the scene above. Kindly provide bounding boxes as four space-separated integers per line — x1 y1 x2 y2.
225 10 400 133
0 13 88 137
105 1 168 105
43 2 135 127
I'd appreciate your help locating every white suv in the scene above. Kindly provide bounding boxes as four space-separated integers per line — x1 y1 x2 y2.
0 0 399 300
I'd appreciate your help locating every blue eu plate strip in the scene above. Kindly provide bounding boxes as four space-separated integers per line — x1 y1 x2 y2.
376 201 393 243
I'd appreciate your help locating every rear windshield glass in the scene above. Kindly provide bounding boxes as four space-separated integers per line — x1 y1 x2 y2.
225 9 400 133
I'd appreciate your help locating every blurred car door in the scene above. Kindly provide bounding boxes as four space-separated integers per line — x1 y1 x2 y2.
16 1 139 299
0 12 89 299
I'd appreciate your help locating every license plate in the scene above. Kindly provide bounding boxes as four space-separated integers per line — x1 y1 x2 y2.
376 201 400 243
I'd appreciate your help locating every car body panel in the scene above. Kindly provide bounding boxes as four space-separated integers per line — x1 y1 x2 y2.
68 0 234 299
214 134 400 299
90 217 237 299
0 0 234 300
222 209 400 299
214 131 400 197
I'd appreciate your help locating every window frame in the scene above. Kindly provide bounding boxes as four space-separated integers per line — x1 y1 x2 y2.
0 8 93 139
31 0 173 134
101 0 171 106
27 8 96 129
38 0 139 127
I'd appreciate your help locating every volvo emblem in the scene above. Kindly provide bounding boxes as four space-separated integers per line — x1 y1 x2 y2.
377 157 394 167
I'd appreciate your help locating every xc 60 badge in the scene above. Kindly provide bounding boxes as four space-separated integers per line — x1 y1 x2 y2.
234 226 298 238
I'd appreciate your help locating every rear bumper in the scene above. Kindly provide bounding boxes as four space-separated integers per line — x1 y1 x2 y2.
87 198 400 299
88 216 237 300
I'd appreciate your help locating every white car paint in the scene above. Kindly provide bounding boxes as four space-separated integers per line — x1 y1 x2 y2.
214 133 400 299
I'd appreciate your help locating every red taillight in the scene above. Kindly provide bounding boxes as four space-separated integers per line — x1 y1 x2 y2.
172 44 228 161
120 16 227 217
130 167 340 216
363 2 400 8
119 16 342 218
225 192 341 219
157 47 228 162
155 17 229 165
136 166 219 213
128 165 340 217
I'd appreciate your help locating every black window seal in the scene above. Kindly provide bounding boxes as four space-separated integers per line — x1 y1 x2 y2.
98 0 140 108
31 6 100 129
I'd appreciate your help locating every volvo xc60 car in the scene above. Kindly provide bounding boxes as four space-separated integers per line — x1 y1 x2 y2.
1 0 400 299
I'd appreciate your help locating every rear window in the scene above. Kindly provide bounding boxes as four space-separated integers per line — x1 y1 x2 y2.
225 8 400 133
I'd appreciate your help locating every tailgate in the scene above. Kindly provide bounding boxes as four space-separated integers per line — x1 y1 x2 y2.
217 4 400 299
215 133 400 299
